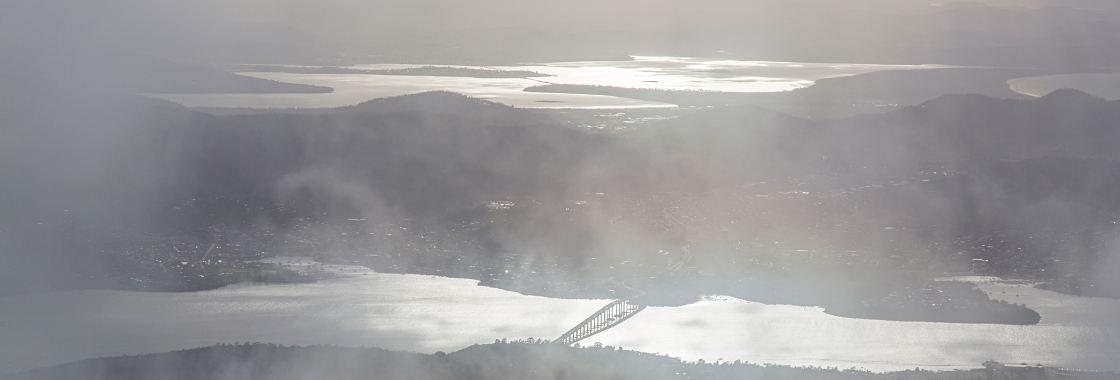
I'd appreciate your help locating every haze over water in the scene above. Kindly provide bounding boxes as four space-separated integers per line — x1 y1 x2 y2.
149 57 945 109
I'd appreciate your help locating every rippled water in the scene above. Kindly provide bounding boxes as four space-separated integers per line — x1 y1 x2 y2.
1 262 1117 374
148 57 944 109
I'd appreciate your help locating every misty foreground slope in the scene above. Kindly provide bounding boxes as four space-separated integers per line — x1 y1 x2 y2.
11 343 1120 380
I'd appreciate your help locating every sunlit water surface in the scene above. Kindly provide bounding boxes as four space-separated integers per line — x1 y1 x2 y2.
596 277 1120 372
2 260 1119 374
148 57 944 109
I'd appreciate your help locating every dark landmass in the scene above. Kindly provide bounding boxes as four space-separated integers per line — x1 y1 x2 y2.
225 64 552 78
1036 280 1120 299
10 342 1116 380
124 261 316 293
1034 273 1120 300
823 281 1040 324
1035 280 1114 298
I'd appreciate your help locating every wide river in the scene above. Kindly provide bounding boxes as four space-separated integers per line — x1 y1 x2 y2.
2 259 1118 375
148 57 945 109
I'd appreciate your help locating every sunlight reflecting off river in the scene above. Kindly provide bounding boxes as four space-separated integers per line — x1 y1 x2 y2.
1 260 1117 374
148 57 945 109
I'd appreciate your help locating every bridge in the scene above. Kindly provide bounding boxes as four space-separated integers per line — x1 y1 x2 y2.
554 299 646 345
553 245 692 345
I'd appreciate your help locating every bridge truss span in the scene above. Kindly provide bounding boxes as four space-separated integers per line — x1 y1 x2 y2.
554 299 646 346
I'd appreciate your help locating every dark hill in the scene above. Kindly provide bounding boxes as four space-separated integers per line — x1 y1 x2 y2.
600 89 1120 190
331 91 541 123
833 89 1120 166
1036 87 1108 104
15 342 1092 380
156 92 604 226
336 91 511 113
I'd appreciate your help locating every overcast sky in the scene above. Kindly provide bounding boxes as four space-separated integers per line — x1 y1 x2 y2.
5 0 1059 50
